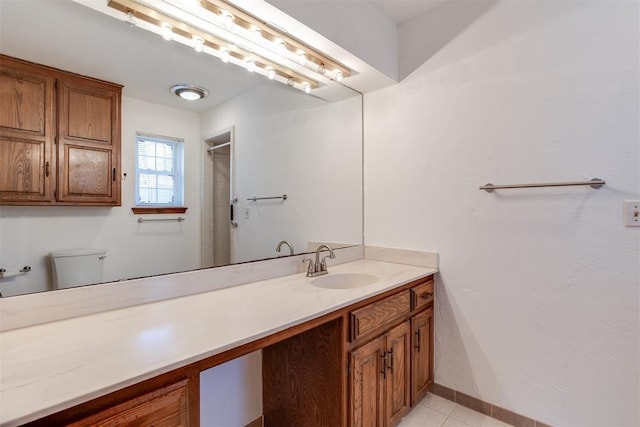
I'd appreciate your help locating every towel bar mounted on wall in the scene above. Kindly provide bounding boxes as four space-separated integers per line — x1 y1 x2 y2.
0 266 31 280
247 194 288 202
479 178 605 193
137 217 185 223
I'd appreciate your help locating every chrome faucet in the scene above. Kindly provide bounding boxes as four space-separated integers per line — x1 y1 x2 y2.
304 244 335 277
276 240 294 256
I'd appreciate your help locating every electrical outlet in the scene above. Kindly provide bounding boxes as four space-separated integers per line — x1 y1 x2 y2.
624 201 640 227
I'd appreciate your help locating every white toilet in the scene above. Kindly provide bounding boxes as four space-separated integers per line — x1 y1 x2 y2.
50 248 107 290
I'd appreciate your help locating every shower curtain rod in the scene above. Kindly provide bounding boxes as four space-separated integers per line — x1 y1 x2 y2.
207 142 231 152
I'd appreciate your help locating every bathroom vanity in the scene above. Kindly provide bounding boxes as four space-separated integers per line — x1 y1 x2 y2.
0 259 436 427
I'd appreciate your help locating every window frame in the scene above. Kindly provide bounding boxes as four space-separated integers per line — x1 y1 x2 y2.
134 133 185 209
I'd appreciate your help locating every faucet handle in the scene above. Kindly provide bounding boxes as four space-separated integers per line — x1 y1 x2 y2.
302 258 314 276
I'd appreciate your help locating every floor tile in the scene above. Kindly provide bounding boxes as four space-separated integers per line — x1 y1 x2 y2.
441 417 472 427
420 393 456 416
449 405 511 427
397 405 448 427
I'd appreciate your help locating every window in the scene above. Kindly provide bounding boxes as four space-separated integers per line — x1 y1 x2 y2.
135 133 184 207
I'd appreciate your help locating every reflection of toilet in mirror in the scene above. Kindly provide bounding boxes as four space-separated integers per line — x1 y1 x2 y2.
49 249 107 290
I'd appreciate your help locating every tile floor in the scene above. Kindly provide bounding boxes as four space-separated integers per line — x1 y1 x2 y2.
397 393 513 427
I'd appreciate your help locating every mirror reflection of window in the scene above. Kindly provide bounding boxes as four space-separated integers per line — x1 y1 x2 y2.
135 133 185 207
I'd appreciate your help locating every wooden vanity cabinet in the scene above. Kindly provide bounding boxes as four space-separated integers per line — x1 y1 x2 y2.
350 322 411 427
348 277 435 427
0 54 122 206
23 274 435 427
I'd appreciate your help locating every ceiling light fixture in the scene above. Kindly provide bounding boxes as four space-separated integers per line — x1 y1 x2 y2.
107 0 353 93
245 58 256 72
170 84 209 100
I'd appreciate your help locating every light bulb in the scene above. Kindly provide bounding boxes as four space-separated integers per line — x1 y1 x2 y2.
245 59 256 73
160 23 173 41
274 38 287 52
221 12 234 30
303 83 311 94
297 51 308 65
220 49 230 63
334 70 343 82
317 63 326 74
193 36 204 53
251 26 262 39
267 68 276 80
125 11 136 26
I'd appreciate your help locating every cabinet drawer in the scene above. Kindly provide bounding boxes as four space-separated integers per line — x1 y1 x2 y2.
411 278 434 310
68 380 188 426
350 291 410 341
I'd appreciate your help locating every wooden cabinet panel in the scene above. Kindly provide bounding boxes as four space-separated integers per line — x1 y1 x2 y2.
65 145 112 196
351 336 385 427
66 89 113 143
263 319 344 427
0 55 54 202
350 291 410 341
411 308 434 406
0 73 47 134
385 322 411 426
57 77 121 205
68 380 188 427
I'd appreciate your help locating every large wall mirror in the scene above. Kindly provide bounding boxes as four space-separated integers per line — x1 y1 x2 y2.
0 0 363 297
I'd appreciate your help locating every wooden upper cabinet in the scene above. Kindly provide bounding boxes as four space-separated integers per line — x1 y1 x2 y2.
0 56 55 203
57 76 121 205
0 54 122 206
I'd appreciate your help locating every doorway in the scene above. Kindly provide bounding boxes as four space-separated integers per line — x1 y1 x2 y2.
202 128 234 267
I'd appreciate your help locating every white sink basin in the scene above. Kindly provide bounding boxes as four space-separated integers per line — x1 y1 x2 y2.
311 273 379 290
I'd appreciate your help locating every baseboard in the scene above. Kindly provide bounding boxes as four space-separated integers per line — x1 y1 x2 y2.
245 416 263 427
429 383 552 427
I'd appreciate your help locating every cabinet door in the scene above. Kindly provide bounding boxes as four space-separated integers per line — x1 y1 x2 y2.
68 380 188 427
0 56 55 203
411 308 434 406
385 322 411 426
350 336 385 427
57 76 121 205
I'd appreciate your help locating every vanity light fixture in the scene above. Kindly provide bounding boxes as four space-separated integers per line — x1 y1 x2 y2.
106 0 352 93
170 84 209 100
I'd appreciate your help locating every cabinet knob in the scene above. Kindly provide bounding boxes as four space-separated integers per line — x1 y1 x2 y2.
421 293 433 300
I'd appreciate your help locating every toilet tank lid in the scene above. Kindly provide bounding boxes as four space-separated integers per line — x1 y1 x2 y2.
49 248 107 258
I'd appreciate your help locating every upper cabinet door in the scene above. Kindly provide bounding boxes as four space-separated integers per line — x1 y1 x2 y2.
57 76 121 205
0 56 55 203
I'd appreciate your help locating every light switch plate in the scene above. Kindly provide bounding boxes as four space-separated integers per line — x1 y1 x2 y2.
624 201 640 227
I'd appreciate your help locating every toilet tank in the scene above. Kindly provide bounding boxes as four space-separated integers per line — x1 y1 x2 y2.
50 248 107 290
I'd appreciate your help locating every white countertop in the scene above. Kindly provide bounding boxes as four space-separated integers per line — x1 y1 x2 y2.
0 259 436 426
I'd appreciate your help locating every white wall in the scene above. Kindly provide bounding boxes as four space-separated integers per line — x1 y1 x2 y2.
201 83 362 264
365 1 639 426
0 97 202 297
